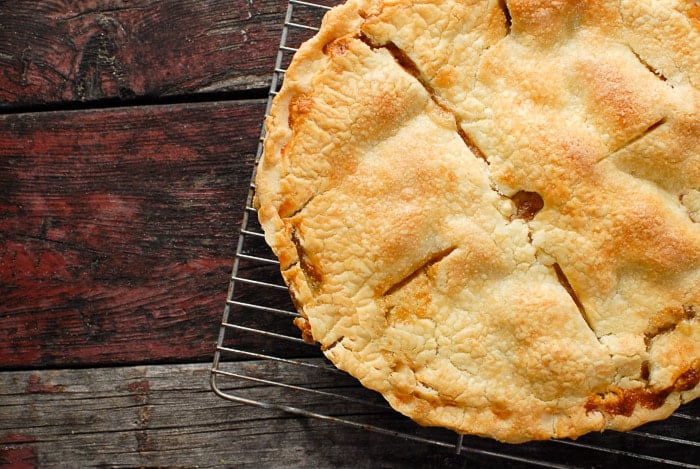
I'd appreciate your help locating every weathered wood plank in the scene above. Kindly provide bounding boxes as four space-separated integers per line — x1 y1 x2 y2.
0 363 472 468
0 0 287 108
0 100 263 369
1 362 698 468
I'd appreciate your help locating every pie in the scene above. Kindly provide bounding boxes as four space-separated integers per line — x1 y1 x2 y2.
253 0 700 442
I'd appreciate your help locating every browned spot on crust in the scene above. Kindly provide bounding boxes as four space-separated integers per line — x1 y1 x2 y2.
585 360 700 416
323 37 353 57
288 93 314 129
293 316 315 343
277 199 295 220
687 2 700 31
586 388 659 417
675 364 700 392
277 245 297 270
391 390 415 407
491 400 514 420
644 305 696 346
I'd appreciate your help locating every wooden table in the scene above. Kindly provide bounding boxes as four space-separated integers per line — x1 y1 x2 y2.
0 1 465 466
1 1 698 467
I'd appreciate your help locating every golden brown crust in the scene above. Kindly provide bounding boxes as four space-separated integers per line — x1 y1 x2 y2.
254 0 700 442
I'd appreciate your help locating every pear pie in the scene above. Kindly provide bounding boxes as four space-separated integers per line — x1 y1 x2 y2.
254 0 700 442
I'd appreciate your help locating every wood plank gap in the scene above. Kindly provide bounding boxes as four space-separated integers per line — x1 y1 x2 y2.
0 88 270 116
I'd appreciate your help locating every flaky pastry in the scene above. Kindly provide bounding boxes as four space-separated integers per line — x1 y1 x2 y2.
254 0 700 442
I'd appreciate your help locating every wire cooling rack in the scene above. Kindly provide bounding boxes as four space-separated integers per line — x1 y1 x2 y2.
211 1 700 466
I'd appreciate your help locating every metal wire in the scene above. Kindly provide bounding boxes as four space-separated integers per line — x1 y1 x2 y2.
211 1 700 466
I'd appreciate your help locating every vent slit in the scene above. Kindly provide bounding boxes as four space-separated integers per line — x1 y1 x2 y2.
552 263 595 335
598 117 667 162
499 0 512 33
278 192 317 220
383 247 456 297
321 335 346 352
359 35 491 167
291 228 322 290
457 126 489 164
631 49 669 83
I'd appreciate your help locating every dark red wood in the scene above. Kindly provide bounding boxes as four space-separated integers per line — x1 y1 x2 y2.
0 100 263 369
0 0 286 108
0 432 38 469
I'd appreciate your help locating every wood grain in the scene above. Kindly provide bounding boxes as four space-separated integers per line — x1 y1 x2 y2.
0 100 263 369
0 0 287 109
1 1 698 466
0 362 473 468
2 362 698 468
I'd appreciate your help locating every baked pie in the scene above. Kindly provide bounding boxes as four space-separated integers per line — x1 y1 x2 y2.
254 0 700 442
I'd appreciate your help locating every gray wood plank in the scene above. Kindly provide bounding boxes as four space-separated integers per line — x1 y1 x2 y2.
0 362 470 468
3 362 697 468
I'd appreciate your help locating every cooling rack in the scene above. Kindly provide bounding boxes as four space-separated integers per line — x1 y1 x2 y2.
210 1 700 466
